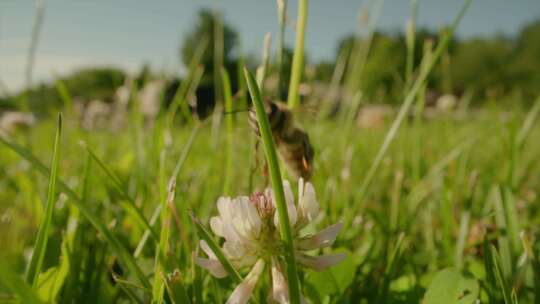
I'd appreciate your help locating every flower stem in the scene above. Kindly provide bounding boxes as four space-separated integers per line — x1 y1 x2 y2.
26 113 62 287
244 68 301 304
287 0 308 109
221 67 234 195
276 0 287 99
345 0 472 230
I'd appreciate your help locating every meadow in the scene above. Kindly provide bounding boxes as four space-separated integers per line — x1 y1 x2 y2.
1 0 540 303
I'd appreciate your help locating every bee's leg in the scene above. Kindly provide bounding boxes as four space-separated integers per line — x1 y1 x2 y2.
263 163 269 185
248 110 261 137
250 139 268 187
256 140 270 184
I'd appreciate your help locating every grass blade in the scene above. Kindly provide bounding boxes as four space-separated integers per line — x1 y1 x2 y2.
22 0 45 110
256 33 272 94
455 211 470 269
245 67 301 304
287 0 308 109
213 10 224 105
167 37 208 124
153 123 200 303
190 212 242 283
347 0 472 226
377 233 406 302
116 282 144 304
172 123 200 180
82 142 158 240
275 0 287 98
162 270 191 304
221 67 234 195
404 0 418 92
26 114 62 286
133 204 162 258
152 177 176 304
490 245 513 303
54 77 73 113
344 0 384 95
0 136 152 289
516 95 540 147
0 258 43 304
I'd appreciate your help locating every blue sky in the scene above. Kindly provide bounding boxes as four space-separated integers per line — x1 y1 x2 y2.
1 0 539 92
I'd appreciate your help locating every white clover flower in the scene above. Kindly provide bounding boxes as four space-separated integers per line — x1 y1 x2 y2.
195 178 345 304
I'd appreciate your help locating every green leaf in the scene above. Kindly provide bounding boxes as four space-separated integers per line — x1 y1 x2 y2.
0 258 43 304
287 0 308 109
345 0 473 229
190 212 242 283
423 268 479 304
54 77 73 113
36 264 69 302
163 270 191 304
26 114 62 286
152 175 175 304
83 142 158 241
305 249 355 298
490 245 513 304
0 135 152 290
221 67 234 195
36 212 75 302
244 67 301 304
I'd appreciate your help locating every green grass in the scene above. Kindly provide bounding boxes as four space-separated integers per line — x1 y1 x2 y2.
287 0 308 109
1 104 539 302
1 0 540 302
245 68 301 303
25 114 62 287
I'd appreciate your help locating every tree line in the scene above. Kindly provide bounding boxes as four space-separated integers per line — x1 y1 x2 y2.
2 9 539 114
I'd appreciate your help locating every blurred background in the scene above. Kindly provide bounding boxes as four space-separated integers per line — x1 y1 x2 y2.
1 0 540 119
2 1 540 303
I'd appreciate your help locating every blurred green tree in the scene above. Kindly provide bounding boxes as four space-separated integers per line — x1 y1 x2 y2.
180 9 238 87
450 37 512 98
508 19 540 102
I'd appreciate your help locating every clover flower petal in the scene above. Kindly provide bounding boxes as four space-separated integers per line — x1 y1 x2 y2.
297 253 347 271
297 222 343 251
226 259 265 304
195 179 344 302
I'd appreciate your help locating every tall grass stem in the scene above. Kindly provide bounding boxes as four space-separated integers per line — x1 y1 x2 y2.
26 114 61 286
221 68 234 195
346 0 472 228
244 68 301 304
287 0 308 109
276 0 287 99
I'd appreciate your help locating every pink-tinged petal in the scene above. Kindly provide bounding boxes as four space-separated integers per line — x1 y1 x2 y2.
265 188 274 204
242 197 262 235
217 197 232 218
209 216 224 237
232 254 258 269
283 180 295 207
215 198 246 243
223 240 247 260
298 253 346 271
195 257 228 278
231 198 250 238
300 182 319 222
298 178 305 206
297 222 343 250
271 259 289 304
226 259 265 304
273 181 298 228
273 203 297 229
232 197 261 239
200 240 217 259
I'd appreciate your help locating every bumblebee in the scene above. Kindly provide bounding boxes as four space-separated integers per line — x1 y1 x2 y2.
249 101 314 180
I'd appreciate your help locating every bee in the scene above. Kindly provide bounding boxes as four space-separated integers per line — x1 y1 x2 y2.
248 101 314 180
